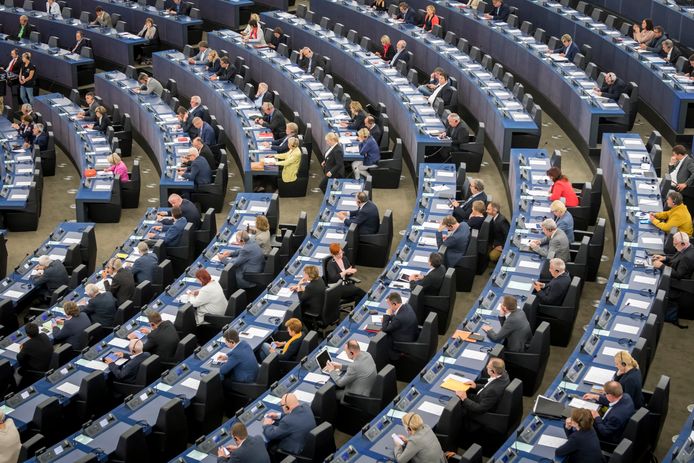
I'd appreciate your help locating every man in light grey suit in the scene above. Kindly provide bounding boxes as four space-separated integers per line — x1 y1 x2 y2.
482 296 531 352
669 145 694 214
529 218 570 262
218 231 265 289
136 73 164 97
325 339 377 401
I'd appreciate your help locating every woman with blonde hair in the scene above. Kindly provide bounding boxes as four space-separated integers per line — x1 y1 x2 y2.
550 199 574 242
555 408 602 462
422 5 440 31
250 214 272 254
583 350 643 408
206 49 221 73
376 34 395 61
241 13 260 35
393 412 446 462
341 101 367 131
105 153 129 182
268 136 302 183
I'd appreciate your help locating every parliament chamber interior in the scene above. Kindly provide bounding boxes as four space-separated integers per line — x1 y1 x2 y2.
1 0 694 461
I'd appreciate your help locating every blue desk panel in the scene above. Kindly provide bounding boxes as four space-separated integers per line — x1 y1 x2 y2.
0 116 38 211
663 408 694 462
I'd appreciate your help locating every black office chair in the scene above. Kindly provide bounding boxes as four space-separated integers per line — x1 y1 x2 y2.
567 183 593 231
71 370 110 427
572 217 605 282
449 444 484 463
642 375 670 456
410 268 456 334
148 397 188 461
370 138 403 189
242 247 280 301
121 160 140 209
224 353 282 414
337 364 397 434
151 258 173 295
28 397 63 443
132 280 153 310
440 229 478 292
573 169 602 227
112 424 148 463
191 162 226 213
535 276 582 346
393 312 438 382
0 359 13 398
451 123 485 173
303 285 338 336
600 408 650 461
355 210 393 268
0 299 18 337
111 354 161 398
466 378 524 454
276 422 336 462
504 322 551 396
18 433 44 461
279 331 319 374
4 183 40 231
194 208 217 254
607 439 634 463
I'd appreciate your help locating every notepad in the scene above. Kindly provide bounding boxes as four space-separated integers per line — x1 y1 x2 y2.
56 382 80 396
602 346 622 357
181 377 201 391
461 349 487 361
507 280 533 292
583 366 615 386
518 260 541 269
276 287 293 298
613 323 639 335
3 290 25 299
109 338 131 349
567 397 600 411
325 232 344 240
262 308 286 318
536 434 567 448
76 359 109 371
412 255 429 263
186 449 208 461
418 401 444 415
6 343 21 353
294 389 315 404
633 275 656 285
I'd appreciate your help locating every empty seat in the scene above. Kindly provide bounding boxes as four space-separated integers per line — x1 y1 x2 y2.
355 210 393 268
504 322 551 396
393 312 438 381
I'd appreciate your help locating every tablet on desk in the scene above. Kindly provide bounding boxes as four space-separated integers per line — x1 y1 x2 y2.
316 349 332 371
103 353 120 363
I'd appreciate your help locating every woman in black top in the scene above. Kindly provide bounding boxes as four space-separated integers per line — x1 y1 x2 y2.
555 408 603 463
268 27 287 50
341 101 367 132
206 49 221 73
18 52 36 104
293 265 326 318
371 0 386 11
327 243 366 304
467 200 486 230
584 351 644 409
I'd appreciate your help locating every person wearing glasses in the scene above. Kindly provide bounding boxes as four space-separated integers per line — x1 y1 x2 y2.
262 393 317 456
131 310 180 365
582 351 644 409
392 412 446 463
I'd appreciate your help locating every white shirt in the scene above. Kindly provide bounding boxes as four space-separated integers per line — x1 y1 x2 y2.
46 1 62 17
189 280 227 324
324 143 337 159
0 419 21 463
671 155 686 182
428 80 448 105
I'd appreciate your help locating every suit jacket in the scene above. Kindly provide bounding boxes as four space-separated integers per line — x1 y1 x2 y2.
347 110 367 131
344 201 380 234
670 155 694 197
16 22 35 40
92 12 112 27
666 244 694 280
83 292 118 327
409 264 445 295
105 268 136 307
33 131 49 151
16 333 53 374
180 198 201 228
220 340 258 383
298 278 326 317
555 428 603 463
143 320 179 363
393 424 446 463
198 121 216 146
446 122 470 151
298 54 322 73
555 211 575 242
554 41 580 62
485 309 532 352
597 368 644 410
94 114 111 133
323 144 345 178
378 43 395 61
593 394 635 443
359 136 380 166
254 91 274 108
164 0 188 14
490 213 510 248
331 351 377 396
368 123 383 145
184 105 204 137
31 260 69 295
453 191 487 222
537 228 571 262
490 2 510 21
215 64 237 82
277 332 303 362
666 46 682 64
191 47 210 64
537 272 571 306
184 155 212 186
646 34 667 53
52 312 91 350
262 403 316 454
390 48 410 67
262 110 287 140
161 217 188 247
197 144 216 170
429 81 454 107
600 78 628 102
398 8 418 25
382 304 419 360
72 38 86 55
131 252 158 284
326 255 354 284
270 134 291 153
436 223 471 267
108 352 151 383
230 242 265 275
461 371 510 415
218 435 270 463
82 100 98 121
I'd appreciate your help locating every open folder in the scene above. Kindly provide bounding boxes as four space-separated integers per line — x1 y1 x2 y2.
533 395 572 419
440 377 472 393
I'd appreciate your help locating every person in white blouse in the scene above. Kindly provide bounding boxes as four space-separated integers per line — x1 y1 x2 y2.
188 268 227 325
46 0 62 17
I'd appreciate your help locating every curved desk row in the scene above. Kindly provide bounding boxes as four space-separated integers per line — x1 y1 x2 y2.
24 181 363 462
0 222 94 311
261 11 449 167
152 51 281 192
0 116 40 213
62 0 203 49
0 6 146 67
0 35 93 91
492 135 666 461
34 93 120 223
504 0 694 140
663 408 694 462
310 0 540 167
95 71 194 206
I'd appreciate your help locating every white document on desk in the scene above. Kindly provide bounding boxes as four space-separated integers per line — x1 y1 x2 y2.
304 372 330 384
583 366 615 386
181 377 201 391
461 349 486 361
507 280 533 292
568 397 600 411
632 275 656 285
536 434 567 448
108 338 131 349
262 308 286 318
294 389 315 404
276 288 293 298
613 323 639 335
56 382 80 396
418 401 444 416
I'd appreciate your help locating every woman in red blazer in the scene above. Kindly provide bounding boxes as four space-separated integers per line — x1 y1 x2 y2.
547 166 579 207
422 5 441 31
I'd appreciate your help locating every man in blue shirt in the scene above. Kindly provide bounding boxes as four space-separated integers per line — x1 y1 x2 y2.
130 241 158 284
218 329 259 392
262 392 317 456
436 215 471 267
178 147 212 187
147 206 188 246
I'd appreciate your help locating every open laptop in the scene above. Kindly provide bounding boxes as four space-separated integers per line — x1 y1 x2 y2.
316 349 332 372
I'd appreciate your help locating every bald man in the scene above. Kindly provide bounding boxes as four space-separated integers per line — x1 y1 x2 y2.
262 393 316 455
157 193 201 229
104 339 151 384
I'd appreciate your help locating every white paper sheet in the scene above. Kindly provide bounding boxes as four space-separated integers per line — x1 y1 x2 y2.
180 377 201 391
613 323 639 335
568 397 600 411
262 308 286 318
56 382 80 396
304 372 330 384
583 366 615 386
108 338 130 348
461 349 487 361
417 401 445 415
294 389 315 404
536 434 567 448
507 280 533 292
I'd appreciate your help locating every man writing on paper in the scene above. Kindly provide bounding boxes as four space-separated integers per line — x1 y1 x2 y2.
335 191 380 235
131 309 179 364
529 218 571 262
104 339 150 384
482 295 531 352
324 339 377 402
455 358 510 432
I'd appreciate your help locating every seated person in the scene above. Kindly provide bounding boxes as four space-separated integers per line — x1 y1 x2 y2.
104 339 150 384
16 114 33 144
438 112 470 154
582 381 635 444
218 329 259 390
23 122 48 151
104 153 129 182
15 14 34 40
135 72 164 97
188 268 227 325
422 5 441 32
254 102 286 140
632 19 655 45
253 82 273 108
103 258 136 306
243 19 266 46
31 255 68 302
382 292 419 361
52 302 91 350
164 0 188 15
133 309 180 364
268 27 287 50
533 258 571 305
130 241 158 284
148 206 188 246
452 178 487 222
375 35 395 61
82 283 118 327
136 17 158 47
487 201 510 262
455 358 511 431
467 200 486 230
87 106 111 133
390 39 410 67
191 136 216 170
336 191 380 234
395 2 418 25
652 232 694 324
262 393 317 455
159 193 201 229
319 132 345 192
216 422 270 463
482 295 531 352
71 31 89 56
264 136 302 188
210 56 237 82
436 215 471 268
555 409 603 463
291 266 326 323
650 191 693 236
16 322 53 381
371 0 387 11
351 128 380 180
551 200 575 243
529 218 571 262
326 243 367 304
426 70 454 107
393 413 447 463
408 252 446 295
552 34 580 61
249 215 273 254
90 7 112 27
583 351 644 410
206 49 221 73
662 39 681 64
484 0 510 21
192 117 216 146
0 410 20 463
76 91 98 121
218 230 265 289
324 339 377 401
365 115 383 146
259 318 304 361
188 40 210 64
178 147 212 187
298 47 321 73
263 122 298 153
547 166 579 206
594 72 628 102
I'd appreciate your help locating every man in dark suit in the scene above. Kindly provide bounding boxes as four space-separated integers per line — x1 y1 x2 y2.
217 422 270 463
669 145 694 215
409 252 446 295
595 72 628 102
105 339 151 384
298 47 322 73
77 91 98 121
586 381 635 443
485 0 510 21
160 193 201 229
82 283 118 328
192 137 216 169
254 102 286 140
148 206 188 247
488 201 510 262
253 82 274 108
319 132 345 192
452 178 486 222
365 116 383 146
179 147 212 187
103 258 136 307
181 95 205 138
427 70 455 107
533 258 571 305
396 2 418 25
25 123 48 151
16 322 53 378
662 39 681 63
337 191 380 235
436 215 471 268
653 231 694 323
31 255 69 302
482 296 532 352
211 56 237 82
390 40 410 67
382 292 419 361
192 117 216 147
456 358 511 432
52 302 92 350
218 329 259 389
133 310 180 364
15 15 35 41
218 231 265 289
552 34 580 61
164 0 188 15
262 393 317 455
439 112 469 152
266 122 298 153
130 242 158 284
71 31 87 55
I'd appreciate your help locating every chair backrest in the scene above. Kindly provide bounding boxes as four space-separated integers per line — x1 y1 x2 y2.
301 421 336 461
135 354 161 386
621 408 650 460
256 352 280 386
608 439 634 463
114 425 147 462
646 375 670 451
